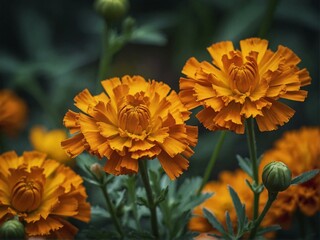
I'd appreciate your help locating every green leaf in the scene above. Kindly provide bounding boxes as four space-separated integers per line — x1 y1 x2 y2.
256 225 281 236
203 208 226 235
291 169 319 185
178 193 212 213
90 205 110 220
228 186 245 232
225 211 234 236
82 176 101 187
237 155 253 177
136 196 149 207
155 187 169 205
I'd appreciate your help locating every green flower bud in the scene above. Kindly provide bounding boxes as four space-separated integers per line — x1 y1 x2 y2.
262 161 292 193
94 0 129 22
0 219 25 240
90 163 104 180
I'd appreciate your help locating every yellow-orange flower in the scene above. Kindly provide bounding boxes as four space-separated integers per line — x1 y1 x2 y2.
260 127 320 228
0 89 27 136
189 170 267 234
179 38 311 133
61 75 198 180
30 126 73 165
0 151 90 239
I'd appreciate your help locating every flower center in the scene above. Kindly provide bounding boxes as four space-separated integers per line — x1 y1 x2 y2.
118 93 151 136
228 61 258 94
11 176 43 212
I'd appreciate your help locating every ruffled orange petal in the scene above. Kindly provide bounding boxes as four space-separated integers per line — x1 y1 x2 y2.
61 133 87 158
25 216 63 236
256 100 295 131
63 110 80 134
240 38 268 64
74 89 97 113
157 151 189 180
207 41 235 70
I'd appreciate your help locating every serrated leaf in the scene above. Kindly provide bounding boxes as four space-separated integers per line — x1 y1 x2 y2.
225 211 234 236
155 186 168 205
137 196 149 207
228 186 245 232
237 155 253 177
82 176 102 187
291 169 320 185
256 225 281 235
203 208 226 235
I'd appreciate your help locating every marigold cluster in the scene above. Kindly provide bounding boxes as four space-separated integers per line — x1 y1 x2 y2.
261 127 320 228
0 151 90 239
179 38 311 133
30 126 73 165
0 89 27 136
62 75 198 180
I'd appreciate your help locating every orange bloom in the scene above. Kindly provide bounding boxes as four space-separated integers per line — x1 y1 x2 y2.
0 89 27 136
61 75 198 180
189 170 267 234
0 151 90 239
30 126 73 165
260 127 320 228
179 38 311 133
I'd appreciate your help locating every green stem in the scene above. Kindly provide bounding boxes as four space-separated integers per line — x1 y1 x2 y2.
246 118 260 220
127 176 141 230
97 22 113 87
100 184 124 238
139 160 159 239
258 0 280 38
198 131 227 195
249 192 278 239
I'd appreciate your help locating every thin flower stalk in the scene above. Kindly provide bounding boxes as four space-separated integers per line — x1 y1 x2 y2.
197 131 227 195
139 160 159 239
245 118 260 220
100 183 125 238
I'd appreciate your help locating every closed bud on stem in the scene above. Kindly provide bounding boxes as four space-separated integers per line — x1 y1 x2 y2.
94 0 129 22
0 218 25 240
90 163 104 180
262 161 292 193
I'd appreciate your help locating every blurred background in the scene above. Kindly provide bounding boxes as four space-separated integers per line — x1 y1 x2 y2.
0 0 319 188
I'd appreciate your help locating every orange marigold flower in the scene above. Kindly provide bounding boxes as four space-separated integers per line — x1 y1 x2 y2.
260 127 320 228
189 170 267 234
0 89 27 136
30 126 73 165
0 151 91 239
179 38 311 133
61 75 198 180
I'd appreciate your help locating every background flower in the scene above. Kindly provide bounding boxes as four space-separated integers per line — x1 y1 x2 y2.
29 125 73 165
62 75 198 180
260 127 320 228
0 151 90 239
0 89 27 137
188 169 268 234
179 38 311 133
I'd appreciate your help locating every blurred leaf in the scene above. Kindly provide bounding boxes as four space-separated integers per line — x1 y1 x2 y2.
237 155 253 178
130 26 167 46
0 53 21 73
256 225 281 236
18 8 53 60
291 169 320 185
90 205 110 221
228 186 245 233
203 208 226 236
225 211 234 237
213 1 265 41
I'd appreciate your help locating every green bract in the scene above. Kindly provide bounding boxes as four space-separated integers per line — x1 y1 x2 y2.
0 219 25 240
262 161 292 192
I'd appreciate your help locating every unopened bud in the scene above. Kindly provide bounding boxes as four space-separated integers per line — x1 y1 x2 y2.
94 0 129 22
262 161 292 193
90 163 104 180
0 218 25 240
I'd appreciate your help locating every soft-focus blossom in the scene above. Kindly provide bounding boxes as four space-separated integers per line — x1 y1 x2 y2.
30 126 73 165
179 38 311 133
61 75 198 180
188 170 267 234
0 151 90 239
0 89 27 136
261 127 320 228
